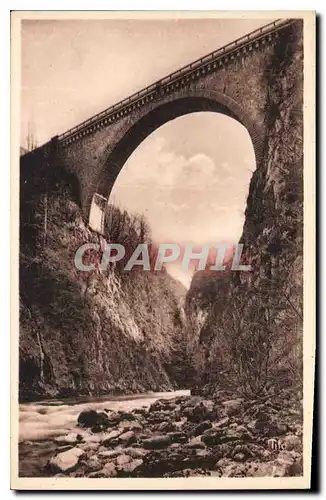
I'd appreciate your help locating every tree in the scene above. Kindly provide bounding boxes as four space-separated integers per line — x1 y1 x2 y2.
26 122 38 152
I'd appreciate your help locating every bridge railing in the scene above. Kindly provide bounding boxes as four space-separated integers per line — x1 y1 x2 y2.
58 18 293 142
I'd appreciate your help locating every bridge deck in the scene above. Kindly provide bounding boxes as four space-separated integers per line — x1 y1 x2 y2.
56 18 294 143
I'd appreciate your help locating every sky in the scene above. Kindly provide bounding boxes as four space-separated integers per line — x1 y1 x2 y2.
21 17 271 287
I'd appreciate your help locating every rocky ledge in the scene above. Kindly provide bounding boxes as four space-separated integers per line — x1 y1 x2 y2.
46 391 303 478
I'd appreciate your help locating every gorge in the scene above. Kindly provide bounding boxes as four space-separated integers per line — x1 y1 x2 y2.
18 18 304 479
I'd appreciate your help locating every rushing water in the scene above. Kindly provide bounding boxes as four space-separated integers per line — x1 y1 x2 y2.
19 390 190 477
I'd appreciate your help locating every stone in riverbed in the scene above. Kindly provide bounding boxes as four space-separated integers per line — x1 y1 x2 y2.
55 445 73 453
201 429 224 446
118 430 136 446
193 421 212 436
156 421 175 433
83 455 102 472
117 411 137 421
76 442 99 453
98 449 122 458
276 451 295 467
116 454 132 466
82 433 103 443
257 420 288 437
117 458 143 476
54 433 83 445
222 399 244 416
233 452 246 462
102 429 123 447
78 410 109 429
149 399 176 412
142 435 171 449
133 407 147 415
187 436 206 449
147 411 168 424
182 400 215 423
119 420 143 432
49 447 85 473
281 434 302 452
138 446 218 475
100 462 117 477
167 431 187 444
214 417 230 428
227 425 254 442
174 418 187 430
123 447 148 459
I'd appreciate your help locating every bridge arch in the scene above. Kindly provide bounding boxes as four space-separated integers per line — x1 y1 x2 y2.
90 89 263 232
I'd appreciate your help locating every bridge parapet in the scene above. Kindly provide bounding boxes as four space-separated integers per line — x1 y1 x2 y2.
58 18 294 147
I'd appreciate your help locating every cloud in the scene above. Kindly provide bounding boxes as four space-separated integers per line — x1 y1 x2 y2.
110 115 255 255
116 138 219 191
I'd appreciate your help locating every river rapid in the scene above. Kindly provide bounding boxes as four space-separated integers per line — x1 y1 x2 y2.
19 390 190 477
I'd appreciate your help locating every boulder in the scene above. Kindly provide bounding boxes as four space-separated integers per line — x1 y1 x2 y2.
118 431 136 446
226 425 254 442
201 429 224 446
149 399 177 413
123 447 148 459
222 399 244 416
117 458 143 476
101 462 117 477
133 408 148 416
116 454 132 466
54 433 83 445
187 436 206 449
77 410 109 430
82 433 103 443
230 444 255 460
214 417 230 428
147 411 169 424
157 421 175 433
143 435 171 450
281 434 302 452
138 446 218 476
149 400 165 412
167 431 187 444
174 418 187 430
77 442 99 453
98 449 122 458
254 415 288 437
49 447 85 473
102 429 123 447
78 410 109 427
83 456 102 473
118 411 136 421
183 400 215 423
193 421 212 436
119 420 143 432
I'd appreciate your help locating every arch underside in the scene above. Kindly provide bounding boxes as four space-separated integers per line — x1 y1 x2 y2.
91 90 262 227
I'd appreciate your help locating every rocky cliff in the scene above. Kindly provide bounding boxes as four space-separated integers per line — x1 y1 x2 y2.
186 21 303 398
19 170 188 402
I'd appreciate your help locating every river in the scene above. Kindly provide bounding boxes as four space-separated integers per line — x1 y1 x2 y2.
19 389 190 477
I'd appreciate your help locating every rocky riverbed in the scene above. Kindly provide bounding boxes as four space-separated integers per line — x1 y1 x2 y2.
41 389 303 478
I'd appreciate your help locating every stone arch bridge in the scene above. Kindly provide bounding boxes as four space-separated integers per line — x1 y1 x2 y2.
21 18 303 234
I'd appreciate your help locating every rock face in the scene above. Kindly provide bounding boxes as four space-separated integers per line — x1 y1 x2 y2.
19 177 188 400
44 392 303 478
186 20 303 400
